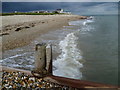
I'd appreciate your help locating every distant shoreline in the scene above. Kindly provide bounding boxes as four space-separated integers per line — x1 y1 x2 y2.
1 15 87 51
1 12 67 16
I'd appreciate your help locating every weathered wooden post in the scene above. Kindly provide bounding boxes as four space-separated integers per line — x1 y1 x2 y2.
46 44 52 75
34 43 52 77
35 43 46 72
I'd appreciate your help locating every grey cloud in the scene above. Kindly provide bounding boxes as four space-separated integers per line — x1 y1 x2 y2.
2 2 118 15
2 0 120 2
85 3 118 15
66 2 118 15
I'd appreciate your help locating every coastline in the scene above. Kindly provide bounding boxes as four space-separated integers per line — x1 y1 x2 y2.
1 15 87 51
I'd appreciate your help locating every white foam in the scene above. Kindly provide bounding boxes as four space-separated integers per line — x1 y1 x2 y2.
69 20 84 26
2 52 34 69
53 33 83 79
3 53 28 61
83 20 94 26
0 60 3 64
83 16 95 26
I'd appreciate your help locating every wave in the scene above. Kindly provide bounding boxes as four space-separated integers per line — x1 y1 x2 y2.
2 52 34 70
53 33 83 79
83 16 94 26
3 53 28 60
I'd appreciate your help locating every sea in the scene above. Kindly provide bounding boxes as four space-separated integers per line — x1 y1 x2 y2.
1 1 118 86
1 15 118 86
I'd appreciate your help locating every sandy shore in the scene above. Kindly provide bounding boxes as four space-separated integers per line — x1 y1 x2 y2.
1 15 87 51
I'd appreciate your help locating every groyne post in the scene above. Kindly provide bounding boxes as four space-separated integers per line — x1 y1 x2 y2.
46 44 52 75
34 43 52 76
35 43 46 72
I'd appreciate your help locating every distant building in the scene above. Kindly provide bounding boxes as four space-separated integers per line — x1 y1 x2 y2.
53 9 64 13
32 10 48 13
64 12 71 14
56 9 64 13
29 9 71 14
14 11 18 13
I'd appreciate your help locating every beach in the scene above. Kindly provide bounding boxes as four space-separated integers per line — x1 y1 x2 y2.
1 15 87 51
1 15 118 86
1 2 118 86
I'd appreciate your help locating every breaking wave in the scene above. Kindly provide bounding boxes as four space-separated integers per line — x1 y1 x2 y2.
53 33 83 79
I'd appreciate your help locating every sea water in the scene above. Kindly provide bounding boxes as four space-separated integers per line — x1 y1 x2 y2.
1 15 118 85
76 15 118 85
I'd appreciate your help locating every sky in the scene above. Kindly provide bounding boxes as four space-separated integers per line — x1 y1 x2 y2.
1 0 120 2
2 2 118 15
61 2 118 15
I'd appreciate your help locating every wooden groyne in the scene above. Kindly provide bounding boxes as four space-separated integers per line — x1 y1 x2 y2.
1 43 119 89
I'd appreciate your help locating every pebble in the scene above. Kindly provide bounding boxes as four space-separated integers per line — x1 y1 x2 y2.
1 71 68 89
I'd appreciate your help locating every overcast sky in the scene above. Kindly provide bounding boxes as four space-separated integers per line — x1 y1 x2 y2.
70 2 118 15
2 2 118 15
1 0 120 2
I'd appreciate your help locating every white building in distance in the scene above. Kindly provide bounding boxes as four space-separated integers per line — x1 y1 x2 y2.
56 9 64 13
